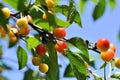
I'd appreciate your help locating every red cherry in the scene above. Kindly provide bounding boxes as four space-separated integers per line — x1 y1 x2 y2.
53 27 66 39
36 44 46 56
55 41 68 53
96 38 110 52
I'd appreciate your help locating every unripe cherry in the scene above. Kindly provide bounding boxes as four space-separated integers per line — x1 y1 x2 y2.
1 8 11 19
32 57 41 66
39 63 49 73
96 38 110 52
16 18 28 29
53 27 66 39
114 58 120 68
35 44 47 56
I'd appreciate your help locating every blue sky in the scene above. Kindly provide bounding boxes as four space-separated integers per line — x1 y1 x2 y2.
1 0 120 80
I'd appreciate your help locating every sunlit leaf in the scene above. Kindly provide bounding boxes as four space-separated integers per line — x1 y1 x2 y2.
79 0 87 13
66 50 87 79
17 46 28 69
64 64 75 77
111 72 120 79
34 0 40 5
56 17 70 27
67 1 82 27
3 0 18 10
92 0 98 4
54 4 82 28
94 77 103 80
108 0 116 10
54 5 69 16
25 37 39 50
68 37 89 59
92 0 106 20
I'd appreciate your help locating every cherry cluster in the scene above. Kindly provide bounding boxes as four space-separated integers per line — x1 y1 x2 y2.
1 0 120 76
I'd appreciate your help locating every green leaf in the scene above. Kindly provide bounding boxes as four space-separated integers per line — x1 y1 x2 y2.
94 77 103 80
45 10 57 28
34 0 40 5
17 46 28 69
17 0 28 11
56 17 70 27
66 50 87 79
79 0 87 13
108 0 116 10
92 0 106 20
68 37 89 60
54 5 69 16
92 0 98 4
2 63 12 70
24 69 39 80
118 30 120 41
0 4 8 30
8 40 18 48
3 0 18 10
67 2 82 27
45 42 59 80
99 62 107 69
25 37 39 50
111 72 120 79
0 75 8 80
29 6 43 20
64 64 75 77
24 69 34 80
54 4 82 28
0 45 2 53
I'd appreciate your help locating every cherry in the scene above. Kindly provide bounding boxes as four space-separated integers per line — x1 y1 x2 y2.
53 27 66 39
96 38 110 52
100 49 115 62
32 57 41 66
1 8 11 19
35 44 47 56
114 58 120 68
39 63 49 73
20 27 30 36
46 0 54 8
55 41 68 53
16 18 28 29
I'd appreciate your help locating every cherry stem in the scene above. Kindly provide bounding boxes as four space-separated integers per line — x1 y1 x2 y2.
86 40 100 54
104 62 107 80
